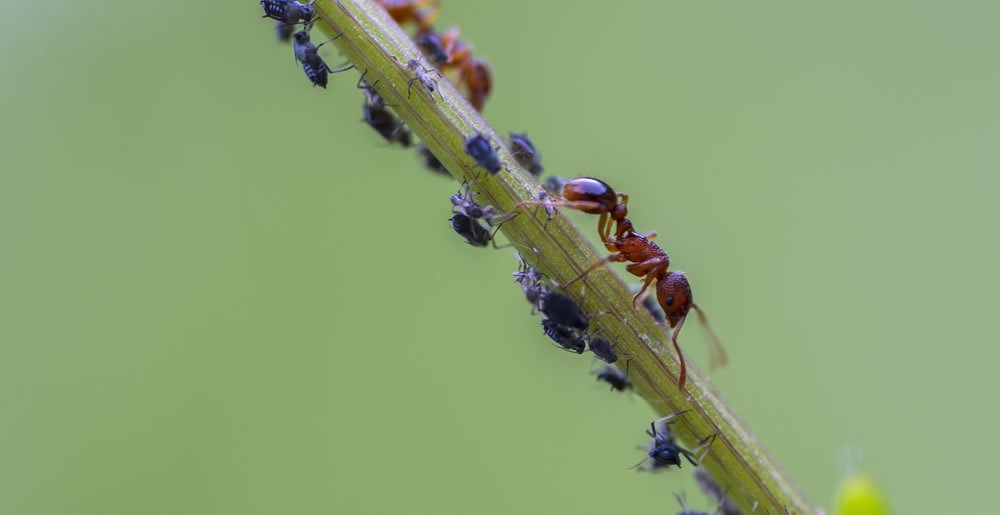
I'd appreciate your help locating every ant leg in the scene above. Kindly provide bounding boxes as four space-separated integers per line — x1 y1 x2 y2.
625 259 668 309
670 314 689 390
327 63 355 74
633 272 658 311
691 303 727 370
516 199 605 212
564 253 626 288
597 211 610 243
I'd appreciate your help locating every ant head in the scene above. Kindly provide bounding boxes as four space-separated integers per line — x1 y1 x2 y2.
293 30 310 44
656 271 693 328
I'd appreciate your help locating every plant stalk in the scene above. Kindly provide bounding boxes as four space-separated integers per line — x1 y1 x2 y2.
311 1 815 512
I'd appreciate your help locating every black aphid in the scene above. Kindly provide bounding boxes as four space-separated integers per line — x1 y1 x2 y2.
641 290 667 324
261 0 316 25
363 103 412 147
415 33 449 66
509 132 543 176
450 212 511 248
542 319 586 354
464 133 502 174
450 182 516 227
594 364 631 392
634 411 716 472
540 291 588 331
588 337 618 364
417 145 450 176
543 175 568 195
293 30 353 88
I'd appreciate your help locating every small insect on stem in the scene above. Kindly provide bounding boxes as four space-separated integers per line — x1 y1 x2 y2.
593 364 632 393
513 252 547 314
292 30 354 89
260 0 316 26
634 410 717 472
464 133 502 174
393 56 444 101
417 145 450 176
508 132 544 176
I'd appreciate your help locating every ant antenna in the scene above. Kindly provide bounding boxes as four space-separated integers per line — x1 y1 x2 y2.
691 303 727 370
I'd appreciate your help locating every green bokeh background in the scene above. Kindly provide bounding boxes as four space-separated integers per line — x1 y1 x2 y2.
2 1 998 513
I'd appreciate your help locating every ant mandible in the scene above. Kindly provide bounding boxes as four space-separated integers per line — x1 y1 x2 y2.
518 177 726 390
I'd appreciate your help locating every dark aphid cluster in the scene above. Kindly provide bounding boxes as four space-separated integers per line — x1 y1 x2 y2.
634 411 717 473
464 133 502 174
536 291 617 362
515 176 728 390
593 364 631 392
509 132 543 176
262 0 733 500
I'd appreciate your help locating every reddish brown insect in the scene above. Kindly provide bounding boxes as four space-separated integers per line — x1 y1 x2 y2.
519 178 726 390
374 0 439 31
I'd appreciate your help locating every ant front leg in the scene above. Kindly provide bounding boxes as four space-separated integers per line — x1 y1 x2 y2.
625 258 668 310
564 253 627 289
670 314 689 390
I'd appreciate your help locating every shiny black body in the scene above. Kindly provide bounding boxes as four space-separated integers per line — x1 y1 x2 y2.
588 337 617 364
540 292 588 331
594 365 631 392
464 133 501 173
542 319 586 354
418 145 450 176
363 102 412 147
415 33 449 65
450 213 505 248
260 0 315 25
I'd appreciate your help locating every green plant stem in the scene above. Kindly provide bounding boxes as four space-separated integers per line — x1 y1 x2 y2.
311 1 815 512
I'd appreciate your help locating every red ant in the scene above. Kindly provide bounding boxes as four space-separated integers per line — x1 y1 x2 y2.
518 177 726 390
374 0 439 32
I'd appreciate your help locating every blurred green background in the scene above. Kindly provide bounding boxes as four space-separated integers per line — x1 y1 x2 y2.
2 1 998 513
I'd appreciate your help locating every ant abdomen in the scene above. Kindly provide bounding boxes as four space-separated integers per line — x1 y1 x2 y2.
561 177 618 214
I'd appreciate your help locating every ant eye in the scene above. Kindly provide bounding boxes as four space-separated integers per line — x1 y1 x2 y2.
665 296 674 306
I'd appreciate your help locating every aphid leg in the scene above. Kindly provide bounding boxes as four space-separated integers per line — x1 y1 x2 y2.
692 303 728 370
488 215 518 249
325 63 355 74
314 33 344 48
651 409 691 431
693 433 719 462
